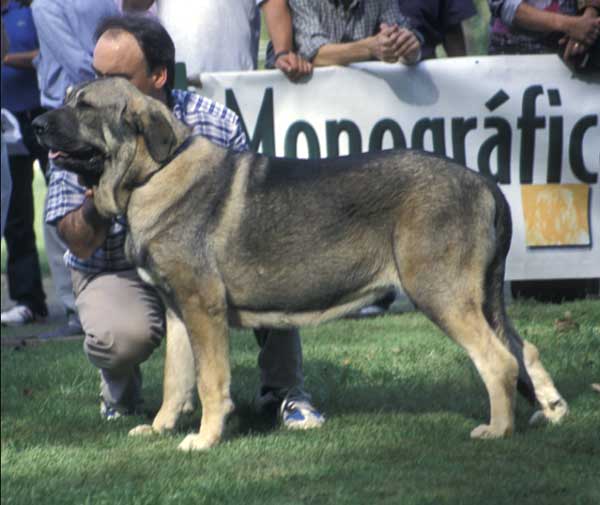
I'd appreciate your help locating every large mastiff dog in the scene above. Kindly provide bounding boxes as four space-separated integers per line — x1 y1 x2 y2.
34 78 568 451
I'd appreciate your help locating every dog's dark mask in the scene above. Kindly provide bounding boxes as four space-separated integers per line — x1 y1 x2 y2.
33 86 108 187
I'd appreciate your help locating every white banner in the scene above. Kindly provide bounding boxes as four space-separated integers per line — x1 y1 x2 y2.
197 55 600 281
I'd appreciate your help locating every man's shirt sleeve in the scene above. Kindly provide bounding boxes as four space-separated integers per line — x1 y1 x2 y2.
488 0 523 27
45 164 86 225
288 0 332 61
31 0 95 86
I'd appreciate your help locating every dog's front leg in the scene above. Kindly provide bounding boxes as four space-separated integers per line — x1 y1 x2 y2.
129 308 196 437
178 290 234 452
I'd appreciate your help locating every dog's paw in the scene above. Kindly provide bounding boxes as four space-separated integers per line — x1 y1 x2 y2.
529 398 569 427
470 423 512 439
129 424 156 437
177 433 216 452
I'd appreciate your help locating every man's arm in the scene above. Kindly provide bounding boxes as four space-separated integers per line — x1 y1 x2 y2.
313 25 420 66
1 19 10 61
3 49 39 69
122 0 155 11
290 0 420 66
57 193 111 260
260 0 312 80
491 0 600 44
514 2 600 43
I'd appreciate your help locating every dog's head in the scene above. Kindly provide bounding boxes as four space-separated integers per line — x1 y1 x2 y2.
34 77 190 217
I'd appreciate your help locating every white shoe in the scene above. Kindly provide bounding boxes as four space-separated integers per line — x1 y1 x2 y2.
358 305 385 317
1 305 37 326
280 397 325 430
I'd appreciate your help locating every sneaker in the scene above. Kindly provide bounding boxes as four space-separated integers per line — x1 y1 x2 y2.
280 397 325 430
357 305 386 317
100 397 124 421
99 396 140 421
1 305 42 326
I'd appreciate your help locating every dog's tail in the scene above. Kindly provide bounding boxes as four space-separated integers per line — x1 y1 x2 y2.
482 183 537 404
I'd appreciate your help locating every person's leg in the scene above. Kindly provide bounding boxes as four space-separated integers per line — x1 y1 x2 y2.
0 137 11 237
3 154 47 317
255 328 324 429
72 268 165 415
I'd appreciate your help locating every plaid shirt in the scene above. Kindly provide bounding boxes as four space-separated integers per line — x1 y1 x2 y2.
45 89 248 273
289 0 422 61
488 0 578 54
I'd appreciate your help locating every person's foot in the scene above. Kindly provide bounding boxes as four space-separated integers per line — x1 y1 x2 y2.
100 396 141 421
279 397 325 430
1 305 46 326
255 388 325 430
356 304 386 317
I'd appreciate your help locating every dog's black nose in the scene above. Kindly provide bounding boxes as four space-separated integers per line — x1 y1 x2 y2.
32 115 49 137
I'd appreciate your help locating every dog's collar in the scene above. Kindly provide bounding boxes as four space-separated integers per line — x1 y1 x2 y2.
159 135 194 169
129 136 194 190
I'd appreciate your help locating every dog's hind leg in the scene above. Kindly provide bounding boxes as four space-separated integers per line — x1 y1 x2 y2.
440 303 519 438
521 339 569 426
129 308 197 437
493 314 568 427
479 202 568 426
396 252 519 437
176 277 235 452
392 207 518 437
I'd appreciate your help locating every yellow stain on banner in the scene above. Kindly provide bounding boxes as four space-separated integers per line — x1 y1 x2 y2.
521 184 591 247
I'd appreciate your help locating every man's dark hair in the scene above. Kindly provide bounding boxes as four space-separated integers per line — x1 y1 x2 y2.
95 14 176 92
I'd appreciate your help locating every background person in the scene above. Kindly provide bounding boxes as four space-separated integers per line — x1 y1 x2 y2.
1 17 11 238
29 0 120 337
288 0 423 66
487 0 600 63
45 14 324 429
399 0 478 58
125 0 312 81
1 0 49 326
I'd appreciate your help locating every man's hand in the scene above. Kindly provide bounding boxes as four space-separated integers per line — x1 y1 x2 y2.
565 13 600 45
57 185 111 260
275 51 313 81
561 8 600 63
370 24 421 64
560 35 589 61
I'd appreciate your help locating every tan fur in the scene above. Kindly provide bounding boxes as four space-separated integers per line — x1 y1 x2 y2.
34 78 568 451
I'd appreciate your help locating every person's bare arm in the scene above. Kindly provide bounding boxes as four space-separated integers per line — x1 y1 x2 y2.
513 2 600 45
1 19 9 61
312 37 374 66
122 0 155 11
442 23 468 57
57 193 111 260
3 49 38 69
261 0 312 80
313 25 420 66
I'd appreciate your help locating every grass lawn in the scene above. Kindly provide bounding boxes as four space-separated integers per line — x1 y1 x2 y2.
2 300 599 505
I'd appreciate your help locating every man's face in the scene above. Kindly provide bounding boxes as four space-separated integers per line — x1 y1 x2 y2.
93 30 166 101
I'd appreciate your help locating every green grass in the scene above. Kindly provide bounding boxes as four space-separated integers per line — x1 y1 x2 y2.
2 301 599 504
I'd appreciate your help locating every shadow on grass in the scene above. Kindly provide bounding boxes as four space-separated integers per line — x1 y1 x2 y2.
2 327 597 450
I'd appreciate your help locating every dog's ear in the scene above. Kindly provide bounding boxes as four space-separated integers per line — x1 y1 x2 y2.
133 97 186 163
